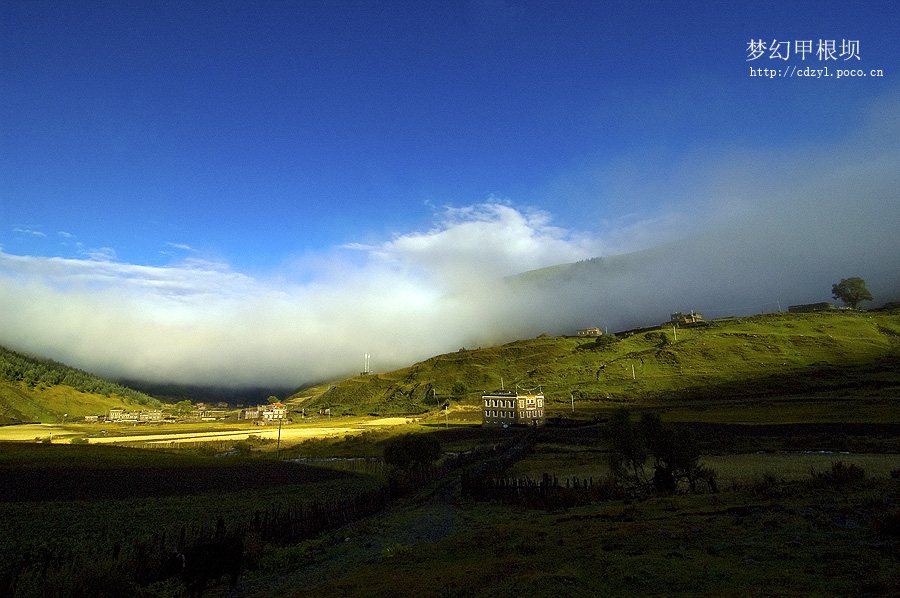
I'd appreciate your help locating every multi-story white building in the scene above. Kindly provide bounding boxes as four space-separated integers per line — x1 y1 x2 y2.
481 389 545 427
261 402 287 423
106 408 162 422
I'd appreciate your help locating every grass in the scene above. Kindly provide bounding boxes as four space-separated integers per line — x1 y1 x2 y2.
660 396 900 424
0 381 138 424
703 452 900 486
290 311 900 419
248 476 900 598
0 440 385 597
0 441 369 503
2 405 899 597
497 432 900 487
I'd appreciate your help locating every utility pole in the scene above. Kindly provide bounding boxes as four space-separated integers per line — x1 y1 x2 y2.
276 416 282 459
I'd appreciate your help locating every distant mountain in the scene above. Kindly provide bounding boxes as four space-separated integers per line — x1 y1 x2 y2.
290 309 900 417
119 380 296 407
0 344 160 424
504 251 659 289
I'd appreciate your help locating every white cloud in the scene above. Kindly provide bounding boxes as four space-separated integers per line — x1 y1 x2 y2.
366 202 600 290
165 242 195 252
12 227 47 238
78 246 118 262
0 202 593 387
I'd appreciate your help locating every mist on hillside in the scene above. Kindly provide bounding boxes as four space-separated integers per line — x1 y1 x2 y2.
1 92 898 389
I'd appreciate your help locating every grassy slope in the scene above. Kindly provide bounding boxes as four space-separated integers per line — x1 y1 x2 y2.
0 343 165 424
0 382 138 424
291 310 900 419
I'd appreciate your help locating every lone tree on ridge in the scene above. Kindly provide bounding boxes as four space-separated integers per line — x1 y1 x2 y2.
831 277 873 308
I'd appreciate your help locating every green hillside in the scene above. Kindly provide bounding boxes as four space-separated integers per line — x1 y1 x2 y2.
0 345 161 424
291 309 900 419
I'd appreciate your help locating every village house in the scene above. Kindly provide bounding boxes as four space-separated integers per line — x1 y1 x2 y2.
138 409 163 422
576 327 603 337
260 403 287 424
788 302 836 313
106 408 163 423
239 406 260 421
242 403 289 424
481 389 545 427
669 312 703 325
192 407 229 421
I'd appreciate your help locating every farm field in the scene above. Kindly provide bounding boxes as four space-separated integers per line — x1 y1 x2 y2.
212 419 900 598
2 412 899 597
0 416 422 447
236 478 900 598
505 441 900 486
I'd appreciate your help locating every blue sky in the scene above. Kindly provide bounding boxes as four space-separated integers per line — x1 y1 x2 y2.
2 1 899 387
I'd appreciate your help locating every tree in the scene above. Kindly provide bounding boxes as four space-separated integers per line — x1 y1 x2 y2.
383 433 441 471
606 409 715 495
605 408 649 486
832 277 873 308
638 413 704 494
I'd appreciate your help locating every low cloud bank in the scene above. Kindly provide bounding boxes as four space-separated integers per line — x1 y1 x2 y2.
2 94 898 388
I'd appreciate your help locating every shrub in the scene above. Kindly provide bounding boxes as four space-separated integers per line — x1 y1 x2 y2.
383 433 441 471
451 381 468 397
381 543 412 558
605 410 710 494
746 473 784 498
812 461 867 486
872 509 900 537
257 541 317 573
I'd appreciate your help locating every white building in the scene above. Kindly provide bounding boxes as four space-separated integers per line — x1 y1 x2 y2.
481 390 545 427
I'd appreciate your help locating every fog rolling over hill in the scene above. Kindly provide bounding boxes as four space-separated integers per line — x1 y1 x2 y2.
501 106 900 338
0 92 898 388
506 210 900 340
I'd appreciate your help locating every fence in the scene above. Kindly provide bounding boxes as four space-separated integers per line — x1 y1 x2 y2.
464 472 620 508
